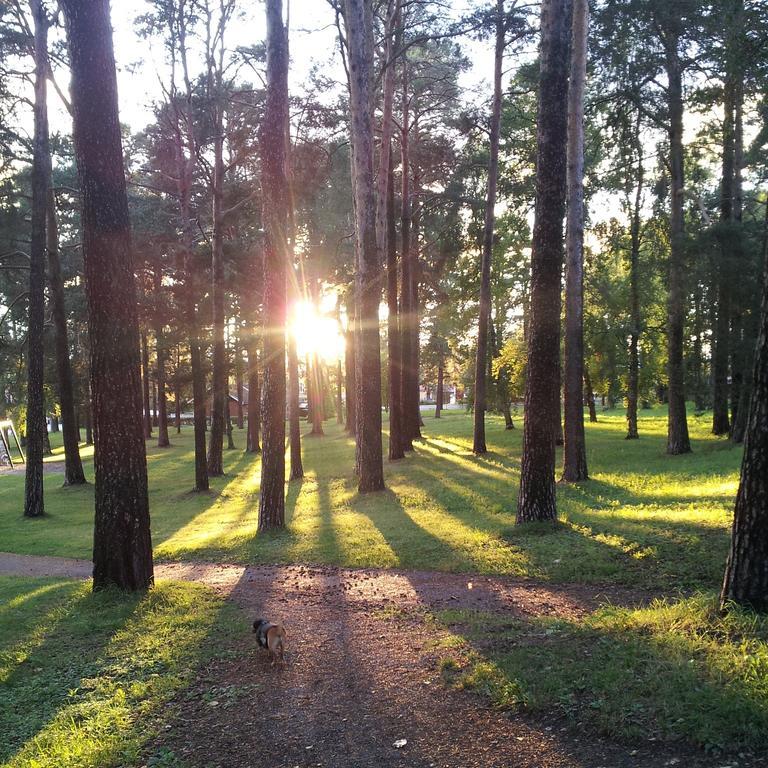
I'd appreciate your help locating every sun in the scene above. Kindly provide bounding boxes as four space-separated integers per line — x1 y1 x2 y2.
290 300 345 363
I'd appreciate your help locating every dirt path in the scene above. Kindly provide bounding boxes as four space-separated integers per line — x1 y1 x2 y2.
0 553 740 767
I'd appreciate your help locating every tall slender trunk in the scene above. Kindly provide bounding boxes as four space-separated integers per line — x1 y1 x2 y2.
562 0 589 481
380 1 403 461
626 114 644 440
247 346 262 453
585 367 597 422
153 259 170 447
207 107 226 475
152 379 158 428
258 0 289 529
309 352 325 436
336 358 344 424
473 0 504 455
345 293 357 435
663 25 692 455
435 356 444 419
141 333 152 438
235 338 244 429
410 179 423 436
516 0 571 523
61 0 153 590
713 73 736 435
287 335 303 477
174 348 182 434
46 152 85 485
344 0 385 492
399 50 414 453
24 0 49 518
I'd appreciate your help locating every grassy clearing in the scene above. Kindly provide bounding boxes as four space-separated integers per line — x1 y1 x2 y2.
0 408 741 590
0 575 240 768
434 595 768 754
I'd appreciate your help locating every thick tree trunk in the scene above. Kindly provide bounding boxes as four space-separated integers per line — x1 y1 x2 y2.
153 260 170 447
61 0 153 590
562 0 589 481
516 0 570 523
626 117 643 440
720 236 768 609
473 0 504 455
663 27 692 455
24 0 49 518
344 0 385 493
141 333 152 438
258 0 288 529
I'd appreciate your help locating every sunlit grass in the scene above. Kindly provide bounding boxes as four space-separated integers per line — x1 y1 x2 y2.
0 575 238 768
434 594 768 753
0 407 742 590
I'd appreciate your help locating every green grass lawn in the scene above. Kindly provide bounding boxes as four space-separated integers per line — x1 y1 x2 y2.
0 407 741 590
0 575 241 768
434 594 768 753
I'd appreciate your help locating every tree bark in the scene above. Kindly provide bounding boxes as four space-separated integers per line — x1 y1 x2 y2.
473 0 504 455
46 142 85 484
61 0 153 591
663 24 692 455
516 0 571 523
626 114 644 440
345 294 357 435
435 356 444 419
344 0 385 493
235 338 244 429
287 334 303 477
153 259 170 447
585 367 597 423
562 0 589 482
24 0 50 518
258 0 289 529
141 333 152 438
720 233 768 610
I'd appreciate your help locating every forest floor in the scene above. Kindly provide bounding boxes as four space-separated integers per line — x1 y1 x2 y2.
1 410 766 767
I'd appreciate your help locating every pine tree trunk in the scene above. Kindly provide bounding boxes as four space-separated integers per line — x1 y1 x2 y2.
141 333 152 438
562 0 589 482
153 260 170 447
516 0 570 523
345 0 385 493
207 120 226 476
235 343 244 429
84 398 93 445
258 0 288 529
626 114 643 440
247 339 262 453
309 352 325 436
345 296 357 435
24 0 49 518
287 334 303 477
713 74 736 435
174 352 182 434
410 188 423 436
61 0 153 590
399 52 414 454
720 236 768 610
473 0 504 455
46 142 85 484
152 380 158 428
663 25 692 455
435 357 443 419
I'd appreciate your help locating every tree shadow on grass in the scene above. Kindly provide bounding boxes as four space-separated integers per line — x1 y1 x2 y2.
1 576 236 768
431 595 768 759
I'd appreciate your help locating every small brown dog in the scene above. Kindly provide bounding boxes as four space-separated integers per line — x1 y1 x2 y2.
252 618 287 666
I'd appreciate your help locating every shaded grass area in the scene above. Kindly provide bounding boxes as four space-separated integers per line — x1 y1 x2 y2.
0 408 741 590
0 575 240 768
433 594 768 754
